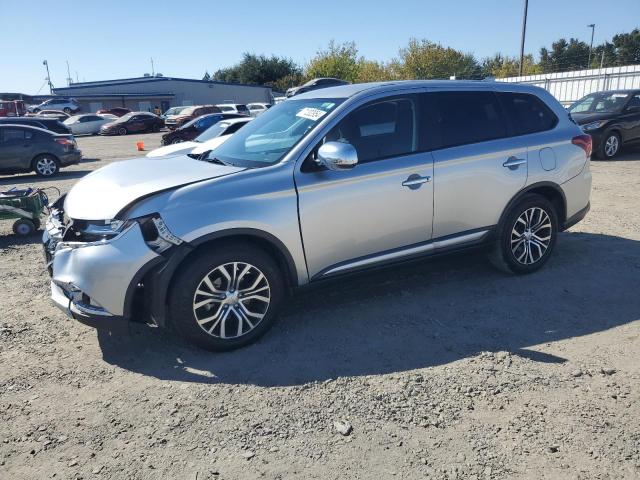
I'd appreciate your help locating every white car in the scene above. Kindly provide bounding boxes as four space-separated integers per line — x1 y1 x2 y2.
247 102 271 117
64 114 117 135
146 117 252 157
215 103 250 116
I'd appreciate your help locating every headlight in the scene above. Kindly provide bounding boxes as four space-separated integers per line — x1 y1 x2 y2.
65 214 182 253
582 120 607 131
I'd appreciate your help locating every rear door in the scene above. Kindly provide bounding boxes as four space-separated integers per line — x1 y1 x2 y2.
0 127 34 169
430 89 528 238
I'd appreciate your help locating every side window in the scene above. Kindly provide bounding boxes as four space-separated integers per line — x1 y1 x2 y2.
1 128 31 142
434 91 507 149
499 92 558 136
325 96 418 163
627 94 640 109
224 122 246 135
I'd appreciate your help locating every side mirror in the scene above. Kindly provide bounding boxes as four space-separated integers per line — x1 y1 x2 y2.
316 141 358 171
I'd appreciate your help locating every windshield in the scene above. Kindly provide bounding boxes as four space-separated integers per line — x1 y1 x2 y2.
204 98 343 167
569 92 630 114
165 107 187 116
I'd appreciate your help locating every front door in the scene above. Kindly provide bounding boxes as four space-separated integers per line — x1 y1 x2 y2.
295 95 435 279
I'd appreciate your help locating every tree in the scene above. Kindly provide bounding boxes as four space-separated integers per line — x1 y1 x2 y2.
305 41 360 82
213 53 302 87
612 28 640 64
355 59 397 83
202 71 211 81
396 39 481 80
539 38 591 72
481 53 541 78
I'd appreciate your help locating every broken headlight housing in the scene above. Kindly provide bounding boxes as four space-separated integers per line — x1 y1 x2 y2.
66 214 182 253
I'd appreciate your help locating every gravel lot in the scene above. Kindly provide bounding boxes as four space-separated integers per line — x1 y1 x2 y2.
1 133 639 480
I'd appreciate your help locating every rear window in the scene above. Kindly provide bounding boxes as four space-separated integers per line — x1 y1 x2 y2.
434 91 507 149
499 92 558 136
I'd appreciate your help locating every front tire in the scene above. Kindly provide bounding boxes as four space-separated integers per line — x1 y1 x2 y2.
598 131 621 159
168 244 285 351
117 127 128 136
63 107 71 114
13 219 36 236
32 154 60 177
489 194 558 274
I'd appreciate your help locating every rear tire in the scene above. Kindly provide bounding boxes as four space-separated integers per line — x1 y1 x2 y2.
152 124 161 133
32 154 60 177
489 194 558 274
13 219 36 236
63 107 71 114
168 244 285 351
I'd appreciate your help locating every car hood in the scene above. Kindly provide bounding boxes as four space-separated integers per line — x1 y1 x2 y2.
191 134 232 155
571 112 617 125
64 155 244 220
146 141 199 158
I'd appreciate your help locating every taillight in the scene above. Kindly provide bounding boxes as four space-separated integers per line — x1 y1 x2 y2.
55 137 73 146
572 134 592 158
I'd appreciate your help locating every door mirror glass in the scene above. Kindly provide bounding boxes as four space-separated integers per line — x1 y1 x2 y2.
316 141 358 171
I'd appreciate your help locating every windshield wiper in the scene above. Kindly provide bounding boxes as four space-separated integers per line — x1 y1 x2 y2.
193 153 230 166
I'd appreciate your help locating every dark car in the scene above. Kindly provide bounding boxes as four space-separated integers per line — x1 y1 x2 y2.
569 89 640 159
285 77 350 98
0 116 72 134
0 125 82 177
99 112 164 136
164 105 222 130
161 113 245 145
96 107 131 117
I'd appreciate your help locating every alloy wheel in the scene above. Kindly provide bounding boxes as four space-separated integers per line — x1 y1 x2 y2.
36 157 57 176
510 207 552 265
192 262 270 339
604 135 619 157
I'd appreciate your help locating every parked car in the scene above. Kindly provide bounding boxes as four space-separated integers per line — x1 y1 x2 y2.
216 104 250 116
29 97 81 114
285 78 350 98
43 81 591 351
569 89 640 159
96 107 131 117
161 106 188 120
0 116 72 134
165 105 221 130
99 112 164 135
0 124 81 177
160 113 245 145
64 114 118 135
34 110 71 122
149 117 252 157
247 103 271 117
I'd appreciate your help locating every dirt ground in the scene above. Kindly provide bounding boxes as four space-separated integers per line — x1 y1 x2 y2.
1 133 639 480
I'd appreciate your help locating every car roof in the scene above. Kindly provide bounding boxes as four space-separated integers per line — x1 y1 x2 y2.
0 124 56 134
293 79 560 100
0 116 56 123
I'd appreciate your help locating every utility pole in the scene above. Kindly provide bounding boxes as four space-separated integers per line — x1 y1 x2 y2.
587 24 596 68
66 60 72 86
519 0 529 76
42 60 54 93
150 57 155 76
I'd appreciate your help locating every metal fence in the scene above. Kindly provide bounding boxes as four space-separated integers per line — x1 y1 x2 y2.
497 64 640 106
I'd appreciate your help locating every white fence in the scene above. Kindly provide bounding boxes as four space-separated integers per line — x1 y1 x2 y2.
497 65 640 106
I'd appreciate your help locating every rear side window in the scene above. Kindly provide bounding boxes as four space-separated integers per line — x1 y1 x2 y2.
434 91 507 149
499 92 558 136
1 128 33 142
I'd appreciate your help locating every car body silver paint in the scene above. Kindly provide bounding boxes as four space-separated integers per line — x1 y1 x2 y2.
46 80 591 324
51 223 158 316
64 155 244 220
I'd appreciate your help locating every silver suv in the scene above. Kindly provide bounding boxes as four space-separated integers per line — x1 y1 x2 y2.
43 81 592 351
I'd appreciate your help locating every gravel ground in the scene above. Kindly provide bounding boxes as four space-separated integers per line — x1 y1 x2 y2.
1 134 639 480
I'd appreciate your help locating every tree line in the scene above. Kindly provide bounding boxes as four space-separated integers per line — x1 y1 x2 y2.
203 29 640 92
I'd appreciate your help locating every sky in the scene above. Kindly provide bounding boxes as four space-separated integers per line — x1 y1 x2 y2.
2 0 639 94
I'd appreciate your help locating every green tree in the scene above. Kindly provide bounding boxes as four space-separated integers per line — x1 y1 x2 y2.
202 71 211 81
305 40 360 82
213 53 302 87
396 39 481 79
481 53 541 78
355 59 397 83
612 28 640 64
539 38 591 72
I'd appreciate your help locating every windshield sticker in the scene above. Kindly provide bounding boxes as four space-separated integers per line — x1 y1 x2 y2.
296 107 328 121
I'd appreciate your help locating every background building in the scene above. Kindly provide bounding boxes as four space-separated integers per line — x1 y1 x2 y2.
51 75 273 113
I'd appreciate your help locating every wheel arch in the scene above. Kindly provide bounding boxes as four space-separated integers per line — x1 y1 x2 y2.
135 228 299 327
498 181 567 231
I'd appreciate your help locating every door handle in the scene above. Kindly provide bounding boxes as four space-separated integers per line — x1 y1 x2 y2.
402 174 431 190
503 156 526 170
